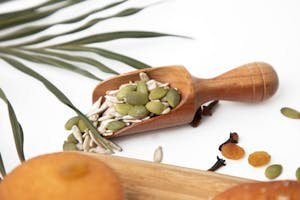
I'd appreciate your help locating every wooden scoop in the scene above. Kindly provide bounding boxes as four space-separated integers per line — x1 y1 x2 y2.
93 62 278 137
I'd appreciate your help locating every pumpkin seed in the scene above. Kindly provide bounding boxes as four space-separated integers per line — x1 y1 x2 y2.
149 87 168 100
166 88 181 108
65 116 80 130
280 107 300 119
265 164 282 179
296 167 300 180
63 141 78 151
116 85 137 100
78 119 88 132
137 81 148 94
128 105 149 119
106 121 126 132
114 103 133 115
125 91 149 105
146 101 165 115
67 134 78 144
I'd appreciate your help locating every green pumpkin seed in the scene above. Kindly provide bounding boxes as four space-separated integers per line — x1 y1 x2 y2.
106 121 126 132
78 119 88 132
146 101 165 115
117 85 137 100
149 87 168 100
166 88 181 108
128 105 149 119
296 167 300 180
64 116 80 130
280 107 300 119
114 103 133 115
125 91 149 105
67 134 78 144
137 81 148 94
63 141 78 151
265 164 282 179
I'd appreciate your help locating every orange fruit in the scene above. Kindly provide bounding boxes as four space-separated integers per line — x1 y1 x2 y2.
0 152 124 200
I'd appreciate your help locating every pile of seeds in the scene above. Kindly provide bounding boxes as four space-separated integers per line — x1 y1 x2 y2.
63 72 181 153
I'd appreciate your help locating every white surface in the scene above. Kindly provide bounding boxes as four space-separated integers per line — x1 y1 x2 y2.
0 0 300 181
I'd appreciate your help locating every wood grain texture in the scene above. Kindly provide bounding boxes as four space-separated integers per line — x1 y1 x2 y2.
92 62 278 138
87 153 251 200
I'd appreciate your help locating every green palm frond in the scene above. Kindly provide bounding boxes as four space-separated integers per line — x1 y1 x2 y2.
0 88 25 162
0 0 188 169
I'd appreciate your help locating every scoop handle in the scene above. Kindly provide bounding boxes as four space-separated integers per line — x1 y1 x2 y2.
194 62 279 105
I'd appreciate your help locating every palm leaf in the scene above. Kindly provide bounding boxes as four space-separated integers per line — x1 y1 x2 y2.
53 45 152 69
0 0 60 19
0 0 82 30
51 31 189 46
1 0 128 43
0 153 7 179
0 55 118 152
23 48 118 74
0 48 102 81
0 88 25 162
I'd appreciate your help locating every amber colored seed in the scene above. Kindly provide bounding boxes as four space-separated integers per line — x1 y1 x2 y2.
221 143 245 160
248 151 271 167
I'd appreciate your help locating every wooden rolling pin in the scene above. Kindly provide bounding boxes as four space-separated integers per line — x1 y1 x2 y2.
88 153 250 200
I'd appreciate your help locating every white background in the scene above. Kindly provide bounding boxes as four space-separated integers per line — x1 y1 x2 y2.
0 0 300 181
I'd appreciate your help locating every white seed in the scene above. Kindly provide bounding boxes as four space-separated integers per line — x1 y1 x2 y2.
102 107 116 116
88 114 99 122
123 119 142 123
142 116 150 121
106 89 119 96
76 143 83 151
157 82 169 88
121 115 135 120
146 80 157 90
120 82 136 89
71 125 83 144
153 146 163 163
161 96 167 102
82 131 89 138
162 102 169 107
92 121 98 127
89 139 95 147
125 122 131 126
105 95 123 104
87 96 102 116
98 115 113 122
102 131 114 137
139 72 150 81
161 107 171 114
83 134 91 152
87 100 109 117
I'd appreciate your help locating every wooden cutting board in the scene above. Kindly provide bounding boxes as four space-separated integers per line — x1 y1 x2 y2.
88 153 252 200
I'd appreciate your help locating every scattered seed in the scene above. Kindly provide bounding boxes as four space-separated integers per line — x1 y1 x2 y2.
65 116 80 130
67 134 78 144
280 107 300 119
265 164 282 179
71 125 83 144
146 80 157 90
63 141 78 151
149 87 168 100
161 107 171 114
153 146 163 163
82 134 91 152
166 88 181 108
248 151 271 167
106 121 126 132
146 101 165 115
139 72 150 81
221 143 245 160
